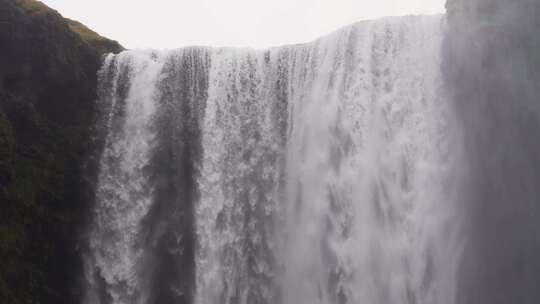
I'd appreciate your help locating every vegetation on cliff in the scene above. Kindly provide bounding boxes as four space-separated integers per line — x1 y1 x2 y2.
14 0 123 54
0 0 122 303
67 19 124 55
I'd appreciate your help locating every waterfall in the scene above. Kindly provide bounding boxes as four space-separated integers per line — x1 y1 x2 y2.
84 15 463 304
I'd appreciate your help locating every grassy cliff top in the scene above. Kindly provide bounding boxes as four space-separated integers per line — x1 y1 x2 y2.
14 0 124 54
66 18 124 54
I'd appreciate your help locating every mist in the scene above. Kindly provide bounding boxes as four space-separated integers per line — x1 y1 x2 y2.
444 0 540 303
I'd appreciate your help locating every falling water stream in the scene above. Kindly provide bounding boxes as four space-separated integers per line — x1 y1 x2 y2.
84 15 465 304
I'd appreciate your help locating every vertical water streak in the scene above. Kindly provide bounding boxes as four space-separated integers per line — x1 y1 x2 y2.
142 48 210 304
85 51 166 304
195 48 288 304
282 16 461 304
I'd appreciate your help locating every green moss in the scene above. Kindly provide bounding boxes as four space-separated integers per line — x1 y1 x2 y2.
67 19 103 43
0 225 22 253
67 19 124 54
0 112 15 160
9 159 40 203
0 111 15 191
14 0 124 54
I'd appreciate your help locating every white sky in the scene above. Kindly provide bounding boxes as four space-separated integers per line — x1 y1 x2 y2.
41 0 446 49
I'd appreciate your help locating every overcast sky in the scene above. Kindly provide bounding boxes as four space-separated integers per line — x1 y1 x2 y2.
41 0 446 49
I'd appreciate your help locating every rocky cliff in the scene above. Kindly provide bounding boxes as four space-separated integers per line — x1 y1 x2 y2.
0 0 122 302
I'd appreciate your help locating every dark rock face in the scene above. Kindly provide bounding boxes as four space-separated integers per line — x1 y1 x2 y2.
0 0 122 302
444 0 540 303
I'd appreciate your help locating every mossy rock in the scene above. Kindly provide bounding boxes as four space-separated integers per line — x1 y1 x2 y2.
0 111 15 186
14 0 124 55
67 19 124 55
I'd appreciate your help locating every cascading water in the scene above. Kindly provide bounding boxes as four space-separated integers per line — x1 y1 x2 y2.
84 15 464 304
